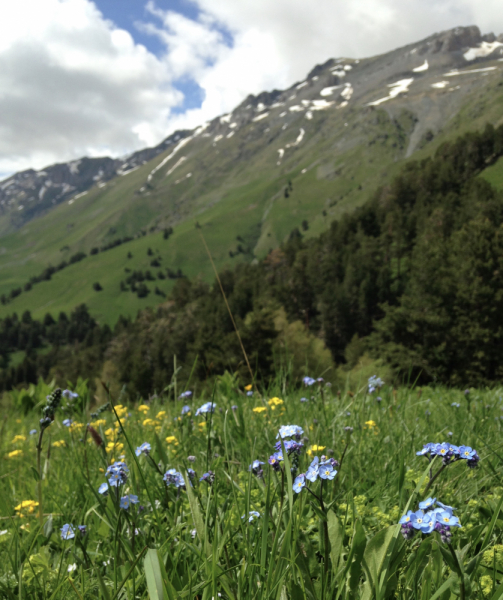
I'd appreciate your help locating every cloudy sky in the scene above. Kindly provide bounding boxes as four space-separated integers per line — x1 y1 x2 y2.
1 0 502 178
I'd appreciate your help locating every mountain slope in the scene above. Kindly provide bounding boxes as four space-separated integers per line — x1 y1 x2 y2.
1 25 503 324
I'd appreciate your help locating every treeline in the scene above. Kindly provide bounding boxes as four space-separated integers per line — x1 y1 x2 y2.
2 123 503 393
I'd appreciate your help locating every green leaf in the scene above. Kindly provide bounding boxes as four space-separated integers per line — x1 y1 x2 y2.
42 514 53 538
183 472 205 551
327 510 343 572
144 549 169 600
348 520 367 595
361 525 395 600
30 466 40 481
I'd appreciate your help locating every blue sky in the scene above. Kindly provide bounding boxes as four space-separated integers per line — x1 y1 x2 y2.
0 0 501 177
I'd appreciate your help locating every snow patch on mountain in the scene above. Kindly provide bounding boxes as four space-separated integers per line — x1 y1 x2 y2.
295 129 305 145
341 85 353 100
147 136 192 182
289 105 304 112
445 67 497 76
413 60 429 72
464 41 503 61
252 112 269 122
368 78 414 106
431 81 449 89
320 86 341 97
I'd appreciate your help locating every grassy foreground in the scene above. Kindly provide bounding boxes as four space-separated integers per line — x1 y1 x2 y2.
1 377 503 599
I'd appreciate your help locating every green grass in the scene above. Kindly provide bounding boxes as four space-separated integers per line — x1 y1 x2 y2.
1 376 503 598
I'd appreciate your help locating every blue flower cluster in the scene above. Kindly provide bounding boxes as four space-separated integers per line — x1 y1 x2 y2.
248 459 265 478
163 468 185 488
98 462 129 494
135 442 151 456
181 405 191 415
120 494 139 509
293 455 339 493
179 391 193 399
269 425 304 473
303 377 324 387
417 442 480 468
60 523 86 540
199 471 215 484
400 498 461 543
242 510 260 522
195 402 216 416
368 375 384 393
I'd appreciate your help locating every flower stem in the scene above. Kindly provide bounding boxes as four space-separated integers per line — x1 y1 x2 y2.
424 463 448 493
36 429 44 527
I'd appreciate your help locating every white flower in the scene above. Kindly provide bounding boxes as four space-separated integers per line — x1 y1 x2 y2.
0 530 8 536
67 563 77 572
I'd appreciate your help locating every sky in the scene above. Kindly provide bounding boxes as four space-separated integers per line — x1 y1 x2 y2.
1 0 503 179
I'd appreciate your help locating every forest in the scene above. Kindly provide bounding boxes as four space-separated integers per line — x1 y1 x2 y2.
1 123 503 395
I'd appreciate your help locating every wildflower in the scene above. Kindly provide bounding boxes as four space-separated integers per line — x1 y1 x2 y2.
195 402 216 416
418 497 436 510
436 500 457 512
399 510 414 525
68 563 77 572
306 444 326 457
14 500 39 518
63 419 72 427
69 422 84 434
187 468 196 480
120 495 139 509
188 455 196 462
376 396 382 402
53 440 66 448
244 384 253 391
29 429 37 435
451 402 460 408
98 483 109 495
40 388 62 430
411 510 436 534
277 425 304 439
293 474 306 493
166 435 178 445
138 405 150 414
61 524 75 540
164 469 185 488
78 525 87 535
253 407 267 413
268 397 284 407
364 420 377 430
268 454 282 471
11 435 26 444
458 446 476 460
300 397 308 402
249 459 265 473
181 405 191 415
242 510 260 522
106 462 129 486
106 441 124 454
199 471 215 484
246 391 253 397
306 457 319 482
368 375 384 394
63 389 79 400
344 426 353 433
157 411 166 419
135 442 151 456
231 405 238 411
90 419 106 428
435 510 460 528
319 462 337 480
179 391 193 399
303 376 316 386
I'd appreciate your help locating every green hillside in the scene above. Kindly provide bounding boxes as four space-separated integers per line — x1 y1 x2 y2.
1 39 503 325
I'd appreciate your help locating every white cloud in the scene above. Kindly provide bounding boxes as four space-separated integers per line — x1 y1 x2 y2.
1 0 503 177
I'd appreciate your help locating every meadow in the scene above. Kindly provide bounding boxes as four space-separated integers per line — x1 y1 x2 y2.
1 375 503 599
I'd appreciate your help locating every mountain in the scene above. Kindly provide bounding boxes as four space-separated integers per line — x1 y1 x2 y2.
0 25 503 325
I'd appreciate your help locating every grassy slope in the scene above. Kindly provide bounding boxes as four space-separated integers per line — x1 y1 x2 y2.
1 74 503 325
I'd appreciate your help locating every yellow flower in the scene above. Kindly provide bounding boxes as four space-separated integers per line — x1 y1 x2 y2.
198 421 206 427
307 444 326 457
16 419 22 424
53 440 66 448
69 422 84 434
156 411 166 419
166 435 179 446
138 404 150 414
268 397 283 407
104 427 115 438
364 420 377 429
115 404 128 419
253 407 267 414
90 419 106 428
11 435 26 444
143 418 160 428
14 500 39 518
245 384 253 391
99 468 105 473
106 442 124 454
7 450 23 458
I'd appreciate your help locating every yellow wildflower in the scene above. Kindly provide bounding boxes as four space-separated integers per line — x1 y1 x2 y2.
115 404 128 419
104 427 115 438
7 450 23 458
138 404 150 414
106 442 124 454
16 419 21 424
143 418 159 428
307 444 326 456
198 421 206 427
69 422 84 434
12 435 26 444
364 420 377 429
268 397 283 407
245 384 253 391
156 411 166 419
253 407 267 414
15 500 39 518
90 419 106 428
166 435 179 446
53 440 66 448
